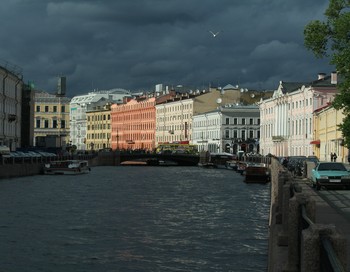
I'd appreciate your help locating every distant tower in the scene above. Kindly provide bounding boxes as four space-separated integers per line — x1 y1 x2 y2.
57 76 66 97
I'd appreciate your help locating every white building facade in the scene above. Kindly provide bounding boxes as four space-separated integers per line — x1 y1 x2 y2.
259 73 338 157
192 110 221 153
70 89 132 150
193 104 260 154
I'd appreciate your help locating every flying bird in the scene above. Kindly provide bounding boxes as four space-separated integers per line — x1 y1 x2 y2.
208 30 221 37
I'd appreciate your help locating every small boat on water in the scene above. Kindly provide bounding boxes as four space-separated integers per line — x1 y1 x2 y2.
43 160 91 175
198 152 235 168
225 160 238 170
244 163 270 183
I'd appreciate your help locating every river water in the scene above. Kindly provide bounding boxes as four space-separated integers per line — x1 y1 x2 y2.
0 166 270 272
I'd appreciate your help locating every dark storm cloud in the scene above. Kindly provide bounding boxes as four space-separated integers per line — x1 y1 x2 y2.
0 0 333 96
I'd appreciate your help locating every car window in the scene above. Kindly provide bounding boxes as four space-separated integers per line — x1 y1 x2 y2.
317 163 346 171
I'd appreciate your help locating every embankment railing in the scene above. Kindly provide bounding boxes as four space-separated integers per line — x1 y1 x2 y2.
300 202 345 272
270 161 347 272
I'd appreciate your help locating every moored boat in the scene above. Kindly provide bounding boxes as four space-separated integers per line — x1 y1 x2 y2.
225 160 238 170
244 163 270 183
198 152 234 168
43 160 91 175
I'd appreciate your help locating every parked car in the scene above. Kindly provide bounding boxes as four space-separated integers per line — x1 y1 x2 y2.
310 162 350 190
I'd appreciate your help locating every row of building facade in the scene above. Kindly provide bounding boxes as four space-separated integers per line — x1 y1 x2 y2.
1 61 347 162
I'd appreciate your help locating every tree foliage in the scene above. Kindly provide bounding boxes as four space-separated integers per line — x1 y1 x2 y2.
304 0 350 147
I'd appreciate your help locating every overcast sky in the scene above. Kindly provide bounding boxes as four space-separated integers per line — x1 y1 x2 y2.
0 0 333 97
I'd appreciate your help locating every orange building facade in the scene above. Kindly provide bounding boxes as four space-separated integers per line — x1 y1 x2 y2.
110 97 156 151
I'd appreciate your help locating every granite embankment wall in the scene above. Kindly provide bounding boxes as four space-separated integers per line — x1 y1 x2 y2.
268 158 347 272
0 152 118 179
0 163 44 179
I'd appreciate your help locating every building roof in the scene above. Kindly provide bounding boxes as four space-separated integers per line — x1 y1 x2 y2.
222 84 239 90
35 90 71 103
280 82 307 94
70 88 132 104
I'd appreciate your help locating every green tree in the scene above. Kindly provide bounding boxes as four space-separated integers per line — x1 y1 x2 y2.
304 0 350 147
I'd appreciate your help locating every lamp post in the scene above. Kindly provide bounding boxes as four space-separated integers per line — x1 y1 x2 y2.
116 129 119 150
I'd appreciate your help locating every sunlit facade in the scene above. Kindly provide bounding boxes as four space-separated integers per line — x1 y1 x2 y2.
86 102 111 151
111 96 156 151
34 90 71 148
259 73 339 157
313 104 349 162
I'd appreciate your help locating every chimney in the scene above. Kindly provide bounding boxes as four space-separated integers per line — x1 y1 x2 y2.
331 71 337 84
318 73 326 80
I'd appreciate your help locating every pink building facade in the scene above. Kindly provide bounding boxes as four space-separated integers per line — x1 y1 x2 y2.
110 97 156 151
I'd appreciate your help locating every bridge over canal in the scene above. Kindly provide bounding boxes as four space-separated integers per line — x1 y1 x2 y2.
94 152 200 166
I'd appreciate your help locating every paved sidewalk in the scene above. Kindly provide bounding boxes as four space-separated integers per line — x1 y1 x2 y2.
297 178 350 272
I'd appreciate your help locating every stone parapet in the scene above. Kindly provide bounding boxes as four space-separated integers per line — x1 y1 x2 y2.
268 157 347 272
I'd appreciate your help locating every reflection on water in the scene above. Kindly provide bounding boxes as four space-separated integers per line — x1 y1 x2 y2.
0 166 270 272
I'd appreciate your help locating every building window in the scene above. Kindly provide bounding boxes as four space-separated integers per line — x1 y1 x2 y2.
53 106 57 112
225 130 229 138
249 118 253 125
61 106 65 113
61 120 65 129
45 106 49 112
234 118 237 125
242 118 246 125
249 130 254 138
36 106 40 112
241 130 246 140
225 118 229 125
36 119 40 128
44 120 49 128
52 120 58 128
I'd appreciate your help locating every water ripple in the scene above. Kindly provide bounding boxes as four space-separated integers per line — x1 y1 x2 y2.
0 166 270 272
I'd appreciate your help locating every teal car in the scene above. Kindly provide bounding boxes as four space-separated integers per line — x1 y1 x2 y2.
311 162 350 190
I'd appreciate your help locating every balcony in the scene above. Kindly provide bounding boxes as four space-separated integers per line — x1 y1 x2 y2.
8 114 17 122
272 136 284 142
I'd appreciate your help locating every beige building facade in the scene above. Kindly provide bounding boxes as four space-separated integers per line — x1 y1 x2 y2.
0 64 23 150
34 91 71 149
156 95 193 145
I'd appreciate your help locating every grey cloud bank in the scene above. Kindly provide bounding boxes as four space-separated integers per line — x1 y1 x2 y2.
0 0 333 96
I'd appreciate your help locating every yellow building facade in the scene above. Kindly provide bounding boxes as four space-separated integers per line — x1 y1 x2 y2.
86 103 111 151
313 105 349 162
